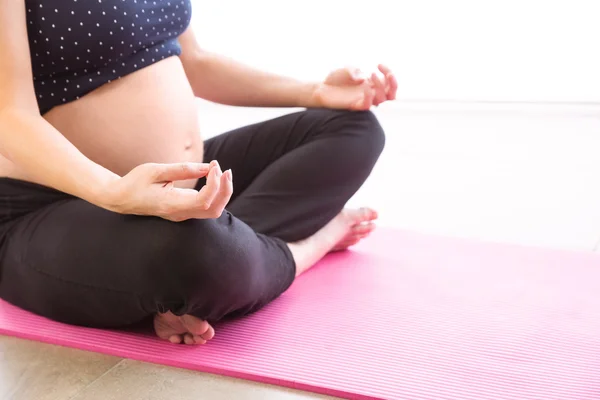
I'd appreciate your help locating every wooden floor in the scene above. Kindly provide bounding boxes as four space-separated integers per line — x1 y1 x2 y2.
0 336 334 400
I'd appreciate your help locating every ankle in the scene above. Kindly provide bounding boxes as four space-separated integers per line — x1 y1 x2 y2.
287 241 310 277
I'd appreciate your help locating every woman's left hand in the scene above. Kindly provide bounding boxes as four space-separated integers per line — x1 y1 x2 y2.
311 64 398 111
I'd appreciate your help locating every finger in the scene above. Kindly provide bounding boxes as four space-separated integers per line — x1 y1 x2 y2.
197 162 222 210
207 169 233 217
377 64 398 100
352 87 373 110
157 188 202 221
378 64 393 76
154 162 210 183
362 84 375 110
370 74 387 106
370 73 387 106
386 72 398 100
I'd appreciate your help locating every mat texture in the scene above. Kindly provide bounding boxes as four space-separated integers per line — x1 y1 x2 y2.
1 228 600 399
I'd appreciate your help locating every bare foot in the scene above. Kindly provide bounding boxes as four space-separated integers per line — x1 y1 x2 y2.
153 311 215 345
153 208 376 344
287 207 378 277
331 208 378 251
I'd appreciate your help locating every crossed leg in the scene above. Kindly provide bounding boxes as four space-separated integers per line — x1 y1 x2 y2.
0 109 385 346
154 108 385 344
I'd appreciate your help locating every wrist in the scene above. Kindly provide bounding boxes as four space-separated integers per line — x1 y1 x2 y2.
78 167 122 209
295 81 322 108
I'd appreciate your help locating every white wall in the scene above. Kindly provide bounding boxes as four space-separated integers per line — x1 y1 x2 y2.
190 1 600 252
196 101 600 252
191 0 600 103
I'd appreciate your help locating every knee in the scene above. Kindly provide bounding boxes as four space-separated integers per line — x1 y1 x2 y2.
147 218 257 295
309 108 386 165
145 217 293 320
347 109 386 160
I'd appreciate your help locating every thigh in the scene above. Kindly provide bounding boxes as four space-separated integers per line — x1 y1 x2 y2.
203 109 385 242
201 110 314 201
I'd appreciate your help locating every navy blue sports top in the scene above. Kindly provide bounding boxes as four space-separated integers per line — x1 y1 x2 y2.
24 0 193 114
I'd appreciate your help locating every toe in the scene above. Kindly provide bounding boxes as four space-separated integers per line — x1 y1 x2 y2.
169 334 182 344
184 333 195 345
352 221 376 235
360 207 378 221
201 325 215 341
193 335 208 345
182 315 211 335
154 312 186 340
347 237 362 246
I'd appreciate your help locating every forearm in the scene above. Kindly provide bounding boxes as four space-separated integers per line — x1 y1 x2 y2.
182 50 319 108
0 108 119 205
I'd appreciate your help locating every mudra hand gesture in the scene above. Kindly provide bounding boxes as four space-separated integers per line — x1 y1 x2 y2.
312 64 398 110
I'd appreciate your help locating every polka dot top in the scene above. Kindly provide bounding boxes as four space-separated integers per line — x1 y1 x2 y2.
25 0 193 114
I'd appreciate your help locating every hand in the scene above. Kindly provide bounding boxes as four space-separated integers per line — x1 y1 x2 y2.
368 65 398 107
103 160 233 222
311 64 398 111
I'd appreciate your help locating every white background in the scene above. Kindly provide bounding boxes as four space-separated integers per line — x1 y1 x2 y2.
189 1 600 252
191 0 600 103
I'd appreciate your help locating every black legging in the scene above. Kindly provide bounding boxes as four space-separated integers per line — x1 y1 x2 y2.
0 108 385 328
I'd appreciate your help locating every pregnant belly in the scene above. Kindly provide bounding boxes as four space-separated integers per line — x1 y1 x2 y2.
0 56 204 189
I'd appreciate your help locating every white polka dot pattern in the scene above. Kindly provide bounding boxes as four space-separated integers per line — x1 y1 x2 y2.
25 0 193 114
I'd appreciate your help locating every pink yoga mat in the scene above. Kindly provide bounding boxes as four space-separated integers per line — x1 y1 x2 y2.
1 228 600 399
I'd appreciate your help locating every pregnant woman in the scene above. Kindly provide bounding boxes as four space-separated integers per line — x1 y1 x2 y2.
0 0 396 345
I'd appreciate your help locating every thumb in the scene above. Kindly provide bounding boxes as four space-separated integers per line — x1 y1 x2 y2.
153 162 211 183
349 68 366 83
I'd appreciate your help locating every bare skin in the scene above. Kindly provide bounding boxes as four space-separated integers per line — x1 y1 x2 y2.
154 207 378 345
0 55 379 345
0 57 204 189
1 8 395 344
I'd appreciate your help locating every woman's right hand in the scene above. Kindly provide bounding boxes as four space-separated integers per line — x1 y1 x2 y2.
102 160 233 222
